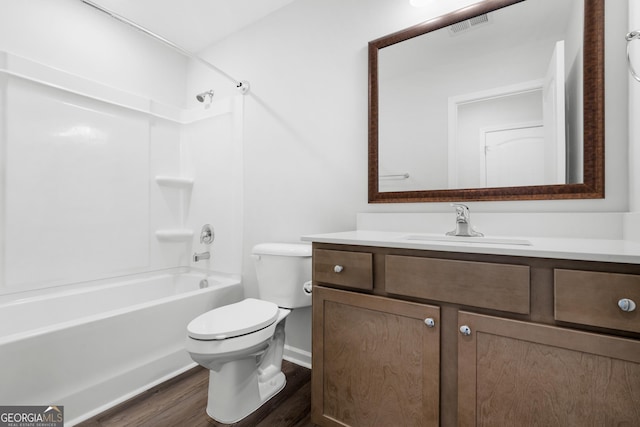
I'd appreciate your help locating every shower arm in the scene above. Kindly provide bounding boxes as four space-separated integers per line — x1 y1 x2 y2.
81 0 249 94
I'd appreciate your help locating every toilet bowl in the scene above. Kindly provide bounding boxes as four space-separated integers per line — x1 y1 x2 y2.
185 242 311 423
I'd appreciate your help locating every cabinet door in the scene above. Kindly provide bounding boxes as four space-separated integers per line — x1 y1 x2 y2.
312 286 440 427
458 311 640 426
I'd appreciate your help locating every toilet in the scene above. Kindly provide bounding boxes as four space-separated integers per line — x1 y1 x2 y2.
185 242 312 423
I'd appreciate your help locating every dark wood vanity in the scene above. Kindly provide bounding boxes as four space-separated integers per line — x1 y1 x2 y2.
318 0 628 423
310 243 640 426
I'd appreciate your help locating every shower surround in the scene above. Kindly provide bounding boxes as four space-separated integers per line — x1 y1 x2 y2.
0 50 244 423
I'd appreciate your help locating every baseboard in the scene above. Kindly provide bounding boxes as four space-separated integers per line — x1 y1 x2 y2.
283 345 312 369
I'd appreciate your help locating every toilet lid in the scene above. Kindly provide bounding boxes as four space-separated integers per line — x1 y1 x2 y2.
187 298 279 340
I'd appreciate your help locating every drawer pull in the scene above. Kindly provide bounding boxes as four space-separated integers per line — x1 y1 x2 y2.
424 318 436 328
618 298 637 312
459 325 472 336
333 265 344 273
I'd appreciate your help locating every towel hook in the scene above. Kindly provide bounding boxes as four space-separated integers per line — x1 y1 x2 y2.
627 30 640 82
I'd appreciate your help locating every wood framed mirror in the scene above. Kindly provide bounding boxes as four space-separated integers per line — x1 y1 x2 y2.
368 0 604 203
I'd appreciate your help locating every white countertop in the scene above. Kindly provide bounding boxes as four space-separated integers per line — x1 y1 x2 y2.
301 230 640 264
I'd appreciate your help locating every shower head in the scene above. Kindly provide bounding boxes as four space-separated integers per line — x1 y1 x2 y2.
196 90 214 103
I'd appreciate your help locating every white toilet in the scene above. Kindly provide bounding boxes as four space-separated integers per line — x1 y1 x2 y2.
185 242 312 423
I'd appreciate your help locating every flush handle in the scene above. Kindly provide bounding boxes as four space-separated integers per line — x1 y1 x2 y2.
303 281 313 295
334 265 344 273
618 298 637 312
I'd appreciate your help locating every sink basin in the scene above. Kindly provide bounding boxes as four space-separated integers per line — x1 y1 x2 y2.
403 234 532 246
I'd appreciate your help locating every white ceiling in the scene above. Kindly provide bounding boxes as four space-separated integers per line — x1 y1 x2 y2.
88 0 299 52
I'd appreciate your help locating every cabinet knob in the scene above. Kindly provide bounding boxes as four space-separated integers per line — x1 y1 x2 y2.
618 298 637 312
459 325 472 336
333 265 344 273
424 318 436 328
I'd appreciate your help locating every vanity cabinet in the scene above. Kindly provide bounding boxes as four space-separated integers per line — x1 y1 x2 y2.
312 286 440 426
457 311 640 426
310 243 640 427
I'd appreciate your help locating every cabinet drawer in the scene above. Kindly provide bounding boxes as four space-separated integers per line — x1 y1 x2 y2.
385 255 530 314
555 269 640 333
313 249 373 291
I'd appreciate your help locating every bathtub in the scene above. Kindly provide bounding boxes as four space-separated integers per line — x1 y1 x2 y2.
0 268 243 426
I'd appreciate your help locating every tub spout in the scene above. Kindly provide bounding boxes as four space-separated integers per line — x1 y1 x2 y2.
193 251 210 262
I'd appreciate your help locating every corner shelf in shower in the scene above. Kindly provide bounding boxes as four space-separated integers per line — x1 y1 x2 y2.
155 175 194 189
155 229 194 242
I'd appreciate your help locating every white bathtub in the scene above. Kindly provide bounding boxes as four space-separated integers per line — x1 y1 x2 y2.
0 268 243 426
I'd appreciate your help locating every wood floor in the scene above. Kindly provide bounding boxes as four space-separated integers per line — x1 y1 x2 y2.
78 361 314 427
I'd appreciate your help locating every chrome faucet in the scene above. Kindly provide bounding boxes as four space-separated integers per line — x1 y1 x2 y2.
446 203 483 237
193 251 210 262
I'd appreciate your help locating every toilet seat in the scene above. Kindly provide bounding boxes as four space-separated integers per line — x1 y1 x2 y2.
187 298 279 340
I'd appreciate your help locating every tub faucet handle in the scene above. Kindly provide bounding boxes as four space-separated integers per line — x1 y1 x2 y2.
200 224 214 245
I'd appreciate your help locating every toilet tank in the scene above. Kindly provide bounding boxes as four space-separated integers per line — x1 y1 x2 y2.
252 243 312 309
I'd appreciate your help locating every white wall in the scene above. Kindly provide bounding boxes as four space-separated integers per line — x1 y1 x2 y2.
0 0 191 294
0 0 187 106
180 98 245 276
188 0 630 356
0 0 244 296
3 75 151 290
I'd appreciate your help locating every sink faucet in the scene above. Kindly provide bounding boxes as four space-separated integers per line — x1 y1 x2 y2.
193 251 210 262
446 203 483 237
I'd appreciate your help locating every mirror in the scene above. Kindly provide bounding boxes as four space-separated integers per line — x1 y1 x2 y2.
368 0 604 203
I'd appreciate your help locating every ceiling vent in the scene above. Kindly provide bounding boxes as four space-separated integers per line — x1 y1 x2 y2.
449 13 490 36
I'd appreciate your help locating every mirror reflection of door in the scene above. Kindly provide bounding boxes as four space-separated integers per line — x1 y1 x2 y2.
449 40 566 189
480 40 566 188
449 85 543 189
482 124 544 187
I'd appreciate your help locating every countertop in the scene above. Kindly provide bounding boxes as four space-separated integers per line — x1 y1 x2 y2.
301 230 640 264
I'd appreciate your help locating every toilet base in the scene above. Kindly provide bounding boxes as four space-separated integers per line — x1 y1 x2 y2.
202 313 290 424
205 358 286 424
